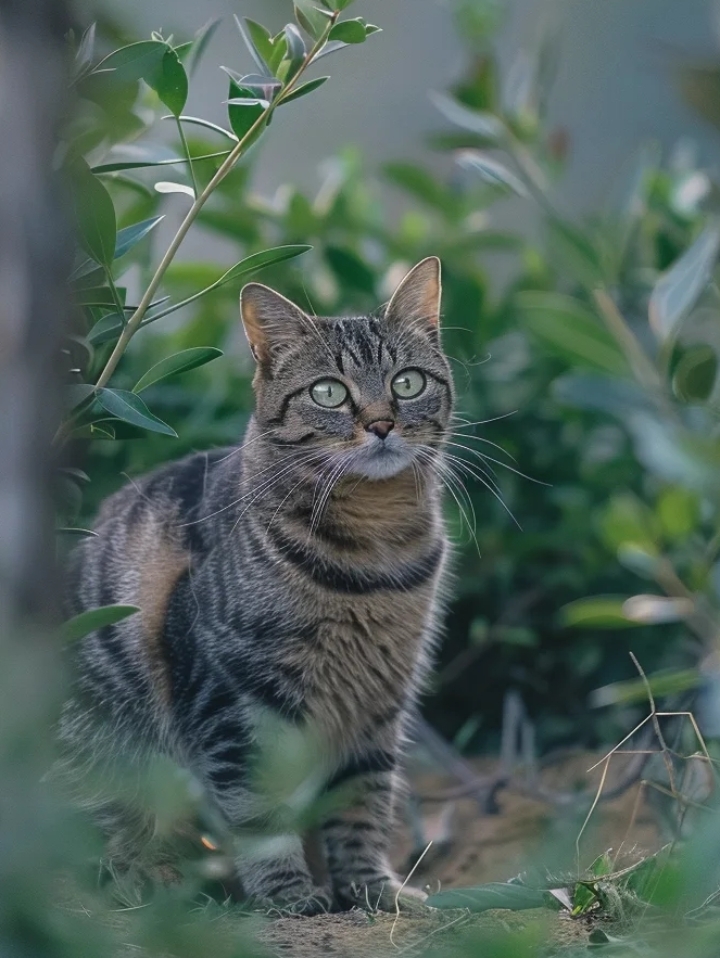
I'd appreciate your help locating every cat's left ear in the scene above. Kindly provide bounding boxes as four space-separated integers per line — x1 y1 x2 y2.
384 257 442 337
240 283 310 365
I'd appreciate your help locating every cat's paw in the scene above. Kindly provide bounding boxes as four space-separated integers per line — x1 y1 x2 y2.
335 877 430 914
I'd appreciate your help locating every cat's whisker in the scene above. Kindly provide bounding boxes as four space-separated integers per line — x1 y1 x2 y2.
309 454 353 536
446 429 518 464
442 450 504 500
459 447 548 487
444 439 501 479
228 449 334 538
444 452 522 530
212 427 280 464
180 448 318 528
450 411 518 428
415 448 480 554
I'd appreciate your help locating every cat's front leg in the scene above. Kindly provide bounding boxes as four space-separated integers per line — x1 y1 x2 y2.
196 721 331 915
322 749 428 913
233 829 332 916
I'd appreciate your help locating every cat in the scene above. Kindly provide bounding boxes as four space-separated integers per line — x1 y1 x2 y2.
59 257 454 915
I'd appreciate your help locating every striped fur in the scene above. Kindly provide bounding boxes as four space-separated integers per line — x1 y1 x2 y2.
59 258 453 914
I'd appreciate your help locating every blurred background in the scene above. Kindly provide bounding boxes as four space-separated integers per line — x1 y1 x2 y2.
86 0 720 212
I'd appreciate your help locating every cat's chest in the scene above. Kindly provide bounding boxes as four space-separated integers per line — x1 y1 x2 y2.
288 589 435 748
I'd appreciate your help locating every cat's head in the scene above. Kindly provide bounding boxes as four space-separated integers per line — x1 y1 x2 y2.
240 257 453 481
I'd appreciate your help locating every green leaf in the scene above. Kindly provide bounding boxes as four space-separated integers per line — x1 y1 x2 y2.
649 223 720 341
313 40 349 61
172 116 237 141
323 0 355 9
430 91 506 143
546 217 605 288
326 245 376 294
234 15 273 76
280 76 330 104
515 292 629 375
182 19 221 76
74 286 122 308
87 312 124 345
227 97 271 108
141 245 312 326
657 486 700 540
294 1 327 39
62 604 140 643
73 22 96 77
592 669 700 708
284 24 306 73
92 148 231 174
96 388 178 437
133 347 223 393
226 75 268 142
70 159 117 268
560 596 639 629
245 19 274 65
154 181 195 197
70 421 116 440
571 882 598 917
426 882 547 912
114 215 164 259
553 374 650 418
148 48 188 116
91 40 167 85
672 344 718 402
623 594 694 624
599 492 659 553
384 162 461 215
65 384 96 411
223 68 282 101
329 19 367 43
457 150 528 196
267 35 289 74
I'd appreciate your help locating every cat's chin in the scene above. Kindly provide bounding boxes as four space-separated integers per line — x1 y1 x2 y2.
347 441 414 481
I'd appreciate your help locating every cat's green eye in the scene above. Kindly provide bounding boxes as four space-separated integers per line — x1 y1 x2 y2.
310 378 348 408
391 369 426 399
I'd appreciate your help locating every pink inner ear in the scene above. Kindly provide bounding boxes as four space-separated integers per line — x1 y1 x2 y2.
240 283 310 363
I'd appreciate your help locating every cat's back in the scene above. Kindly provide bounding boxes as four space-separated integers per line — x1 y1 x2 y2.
65 447 237 681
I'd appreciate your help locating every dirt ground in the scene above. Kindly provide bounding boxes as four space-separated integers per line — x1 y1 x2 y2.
59 749 668 958
254 749 665 958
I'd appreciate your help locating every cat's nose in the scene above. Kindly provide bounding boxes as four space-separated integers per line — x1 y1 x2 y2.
366 420 395 440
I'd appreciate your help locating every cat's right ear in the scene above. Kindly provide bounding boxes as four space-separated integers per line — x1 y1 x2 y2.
240 283 309 365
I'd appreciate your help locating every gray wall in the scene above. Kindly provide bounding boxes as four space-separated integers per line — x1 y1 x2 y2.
93 0 720 222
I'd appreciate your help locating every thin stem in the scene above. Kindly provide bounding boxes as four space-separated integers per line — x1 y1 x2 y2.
93 14 338 393
103 269 127 326
593 287 663 393
175 116 199 199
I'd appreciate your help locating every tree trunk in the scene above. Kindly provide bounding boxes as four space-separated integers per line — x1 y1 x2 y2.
0 3 74 951
0 0 72 631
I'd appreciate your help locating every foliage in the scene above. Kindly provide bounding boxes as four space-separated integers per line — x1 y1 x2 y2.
62 5 720 759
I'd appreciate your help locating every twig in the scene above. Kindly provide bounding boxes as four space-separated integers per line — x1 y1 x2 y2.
92 14 339 394
630 652 676 796
390 842 433 950
576 755 610 873
593 288 663 393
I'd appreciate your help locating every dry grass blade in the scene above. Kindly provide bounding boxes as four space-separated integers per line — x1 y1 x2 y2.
390 841 433 949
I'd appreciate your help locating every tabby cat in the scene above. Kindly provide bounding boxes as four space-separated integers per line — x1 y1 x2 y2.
60 257 453 914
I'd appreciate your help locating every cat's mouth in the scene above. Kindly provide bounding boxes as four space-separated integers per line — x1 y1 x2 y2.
346 432 414 480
